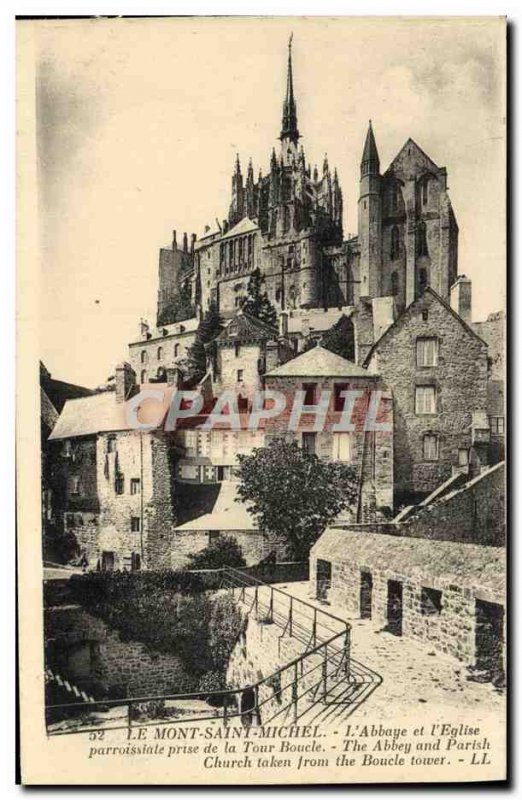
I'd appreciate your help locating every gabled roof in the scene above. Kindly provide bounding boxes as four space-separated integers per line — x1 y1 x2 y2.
363 287 487 367
48 386 176 440
385 137 440 177
216 311 277 344
265 344 374 378
221 217 259 240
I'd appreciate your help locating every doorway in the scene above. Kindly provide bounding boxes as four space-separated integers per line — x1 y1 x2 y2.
387 580 403 636
316 559 332 602
101 551 115 572
475 599 504 678
360 571 373 619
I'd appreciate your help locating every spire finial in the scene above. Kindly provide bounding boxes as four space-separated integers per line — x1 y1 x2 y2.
280 35 299 144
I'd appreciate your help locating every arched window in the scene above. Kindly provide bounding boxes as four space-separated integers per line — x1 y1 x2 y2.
391 270 399 297
418 267 428 294
390 182 401 212
140 370 147 384
419 175 429 206
141 350 148 364
390 226 400 260
174 343 180 357
157 346 163 360
417 221 428 257
275 288 282 303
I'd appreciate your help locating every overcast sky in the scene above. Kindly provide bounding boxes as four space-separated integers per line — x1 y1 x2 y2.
26 16 505 388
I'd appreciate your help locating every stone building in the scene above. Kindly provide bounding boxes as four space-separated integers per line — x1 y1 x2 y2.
310 461 505 677
128 317 199 385
150 40 459 337
264 344 394 521
364 287 490 506
48 364 178 571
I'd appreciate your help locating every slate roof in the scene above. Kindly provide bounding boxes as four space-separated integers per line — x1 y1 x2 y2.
312 528 505 599
285 307 355 335
48 386 176 440
221 217 259 240
216 311 277 344
265 344 374 378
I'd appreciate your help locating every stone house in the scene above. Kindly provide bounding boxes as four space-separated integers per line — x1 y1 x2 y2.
128 316 199 385
48 364 178 571
264 344 394 521
364 287 490 506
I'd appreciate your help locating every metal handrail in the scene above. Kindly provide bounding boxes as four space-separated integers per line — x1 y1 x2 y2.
46 566 352 734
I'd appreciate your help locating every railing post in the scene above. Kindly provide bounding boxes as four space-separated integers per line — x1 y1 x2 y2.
254 684 261 726
345 624 351 680
241 585 245 602
322 643 328 703
223 693 228 726
127 701 132 733
289 597 293 638
269 587 274 623
292 663 298 723
254 585 259 618
313 607 317 648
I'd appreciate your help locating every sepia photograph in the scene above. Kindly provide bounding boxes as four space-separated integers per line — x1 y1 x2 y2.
16 13 507 785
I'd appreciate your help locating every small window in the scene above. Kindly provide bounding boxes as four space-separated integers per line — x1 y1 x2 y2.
420 176 429 206
302 382 317 405
130 478 141 495
140 370 147 384
422 310 429 322
62 440 72 457
157 346 163 360
234 342 241 358
333 383 349 412
417 221 428 257
390 226 400 260
302 432 317 456
416 337 439 367
174 343 180 358
332 432 351 462
458 448 469 467
131 552 141 571
131 516 141 533
71 476 81 495
107 436 116 453
490 416 505 435
237 369 244 382
115 475 125 495
141 350 148 364
421 587 442 616
423 434 439 461
415 386 436 415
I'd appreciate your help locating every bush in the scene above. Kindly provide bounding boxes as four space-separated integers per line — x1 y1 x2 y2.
187 536 246 571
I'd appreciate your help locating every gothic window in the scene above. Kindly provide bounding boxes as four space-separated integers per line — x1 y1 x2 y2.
238 238 243 262
418 267 428 294
220 244 225 267
391 270 399 297
229 241 234 266
419 176 430 206
283 207 290 233
390 226 400 260
417 221 428 257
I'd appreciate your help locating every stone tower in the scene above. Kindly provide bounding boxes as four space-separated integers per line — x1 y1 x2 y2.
358 121 382 299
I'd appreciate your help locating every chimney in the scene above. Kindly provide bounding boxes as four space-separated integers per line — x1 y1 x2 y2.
204 225 210 234
450 275 472 324
140 319 150 340
191 233 196 254
172 229 177 250
279 311 289 337
115 362 136 403
183 232 188 253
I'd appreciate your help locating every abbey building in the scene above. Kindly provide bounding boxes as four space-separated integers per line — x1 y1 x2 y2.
154 40 458 333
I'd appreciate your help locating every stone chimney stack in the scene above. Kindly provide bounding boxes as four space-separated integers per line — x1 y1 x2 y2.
450 275 472 324
191 233 197 254
140 319 150 340
115 362 136 403
183 232 188 253
172 229 177 250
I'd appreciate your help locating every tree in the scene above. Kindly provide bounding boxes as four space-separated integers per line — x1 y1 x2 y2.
187 535 246 570
184 303 223 383
241 268 278 328
321 315 356 361
236 437 358 559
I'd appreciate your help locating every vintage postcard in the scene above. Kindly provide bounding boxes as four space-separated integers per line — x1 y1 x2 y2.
17 16 507 785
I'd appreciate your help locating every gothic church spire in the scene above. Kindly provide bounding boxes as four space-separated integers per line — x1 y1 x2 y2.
361 120 380 177
280 34 300 144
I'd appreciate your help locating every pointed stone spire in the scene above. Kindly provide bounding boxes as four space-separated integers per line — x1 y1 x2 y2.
313 164 318 183
361 120 380 177
280 34 299 144
234 152 242 177
323 153 329 175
